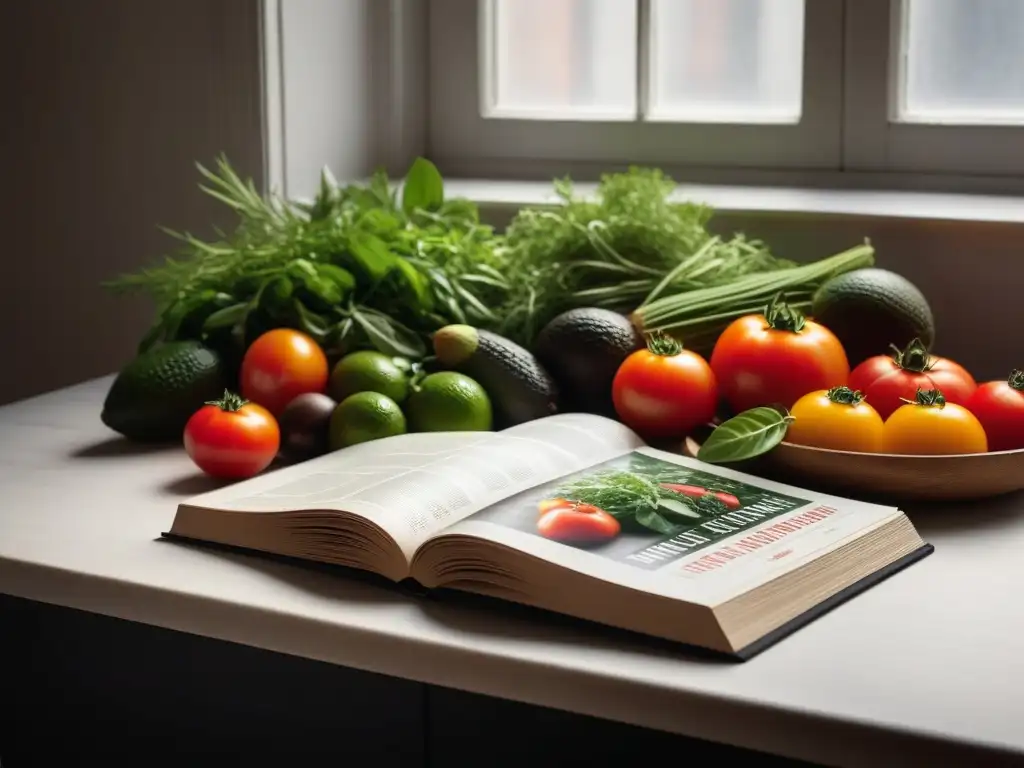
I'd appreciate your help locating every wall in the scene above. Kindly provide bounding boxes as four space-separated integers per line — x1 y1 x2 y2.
0 0 265 405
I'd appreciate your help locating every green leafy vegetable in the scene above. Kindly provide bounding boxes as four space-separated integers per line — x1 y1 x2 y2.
495 168 797 346
402 157 445 214
554 469 726 535
105 156 507 360
633 244 875 353
697 407 794 464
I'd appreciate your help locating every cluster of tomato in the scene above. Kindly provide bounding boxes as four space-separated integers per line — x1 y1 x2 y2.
610 296 1024 455
184 328 330 478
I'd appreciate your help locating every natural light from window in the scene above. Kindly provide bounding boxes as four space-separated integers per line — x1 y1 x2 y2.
647 0 804 123
899 0 1024 124
485 0 806 123
489 0 637 119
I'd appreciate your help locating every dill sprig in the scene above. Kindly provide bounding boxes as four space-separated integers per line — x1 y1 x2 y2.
496 168 796 346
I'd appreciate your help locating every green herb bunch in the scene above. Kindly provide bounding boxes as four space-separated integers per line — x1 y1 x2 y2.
107 157 510 361
555 469 728 535
497 168 796 346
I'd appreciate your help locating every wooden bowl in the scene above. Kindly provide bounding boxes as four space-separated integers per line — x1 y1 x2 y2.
682 437 1024 502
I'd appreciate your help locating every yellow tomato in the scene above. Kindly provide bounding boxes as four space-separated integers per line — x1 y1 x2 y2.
882 387 988 455
787 386 885 452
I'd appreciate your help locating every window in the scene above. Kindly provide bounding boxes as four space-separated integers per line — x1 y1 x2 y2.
428 0 1024 181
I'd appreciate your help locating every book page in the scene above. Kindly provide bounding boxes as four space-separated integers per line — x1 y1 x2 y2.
179 413 644 560
431 446 907 606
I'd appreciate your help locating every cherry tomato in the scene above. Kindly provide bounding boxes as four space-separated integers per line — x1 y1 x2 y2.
787 386 885 453
537 497 571 515
965 369 1024 452
612 333 717 439
658 483 741 509
848 338 977 420
240 328 329 416
709 295 849 414
882 387 987 455
536 502 620 547
184 391 281 479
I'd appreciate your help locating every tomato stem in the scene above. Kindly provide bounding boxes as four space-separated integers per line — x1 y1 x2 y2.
644 330 683 357
890 338 933 373
763 292 806 333
205 389 250 412
900 386 946 408
826 386 865 406
1008 369 1024 391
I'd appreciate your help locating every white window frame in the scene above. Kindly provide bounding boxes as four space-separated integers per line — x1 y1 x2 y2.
427 0 845 177
843 0 1024 177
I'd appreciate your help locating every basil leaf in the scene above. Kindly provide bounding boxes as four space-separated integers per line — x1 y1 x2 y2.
302 276 343 307
401 157 444 215
348 232 397 283
260 275 294 311
351 306 426 359
696 407 792 464
316 264 356 295
635 507 678 535
394 258 432 310
202 302 250 331
657 498 702 520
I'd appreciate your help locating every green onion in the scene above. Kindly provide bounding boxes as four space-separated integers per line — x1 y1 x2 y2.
631 242 875 353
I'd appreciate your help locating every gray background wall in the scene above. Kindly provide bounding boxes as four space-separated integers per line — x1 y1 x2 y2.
0 0 265 405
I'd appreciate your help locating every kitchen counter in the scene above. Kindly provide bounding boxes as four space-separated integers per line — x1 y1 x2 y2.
2 377 1023 766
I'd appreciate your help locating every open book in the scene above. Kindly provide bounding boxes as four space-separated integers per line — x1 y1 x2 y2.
166 413 932 659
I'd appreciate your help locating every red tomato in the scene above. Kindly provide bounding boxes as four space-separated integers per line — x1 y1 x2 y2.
848 338 977 420
184 391 281 479
611 333 717 439
709 296 849 414
536 503 620 546
537 497 571 515
658 483 741 509
965 369 1024 452
240 328 329 416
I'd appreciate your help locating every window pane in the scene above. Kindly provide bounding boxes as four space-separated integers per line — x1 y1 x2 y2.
488 0 637 119
902 0 1024 123
647 0 804 123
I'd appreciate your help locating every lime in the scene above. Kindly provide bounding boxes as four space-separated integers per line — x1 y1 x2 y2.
329 392 407 449
406 372 493 433
328 350 410 403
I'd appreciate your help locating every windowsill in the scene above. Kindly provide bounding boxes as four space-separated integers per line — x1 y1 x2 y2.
446 179 1024 225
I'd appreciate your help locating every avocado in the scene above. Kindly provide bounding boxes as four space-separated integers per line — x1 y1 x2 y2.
101 341 228 442
533 307 643 417
811 268 935 368
432 325 558 428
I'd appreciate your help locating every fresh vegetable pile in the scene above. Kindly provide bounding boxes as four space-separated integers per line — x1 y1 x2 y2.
103 153 1012 486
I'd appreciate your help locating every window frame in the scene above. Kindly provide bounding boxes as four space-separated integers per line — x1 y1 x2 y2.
427 0 846 177
843 0 1024 177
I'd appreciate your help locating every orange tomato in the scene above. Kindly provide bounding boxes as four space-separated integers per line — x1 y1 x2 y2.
240 329 329 416
709 295 849 413
787 386 885 453
882 387 988 455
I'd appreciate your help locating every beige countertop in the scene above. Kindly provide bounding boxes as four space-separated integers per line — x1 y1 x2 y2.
2 376 1023 767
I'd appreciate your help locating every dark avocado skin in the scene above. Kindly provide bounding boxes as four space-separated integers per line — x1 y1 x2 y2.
455 329 559 429
811 268 935 368
534 307 643 418
101 341 227 442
